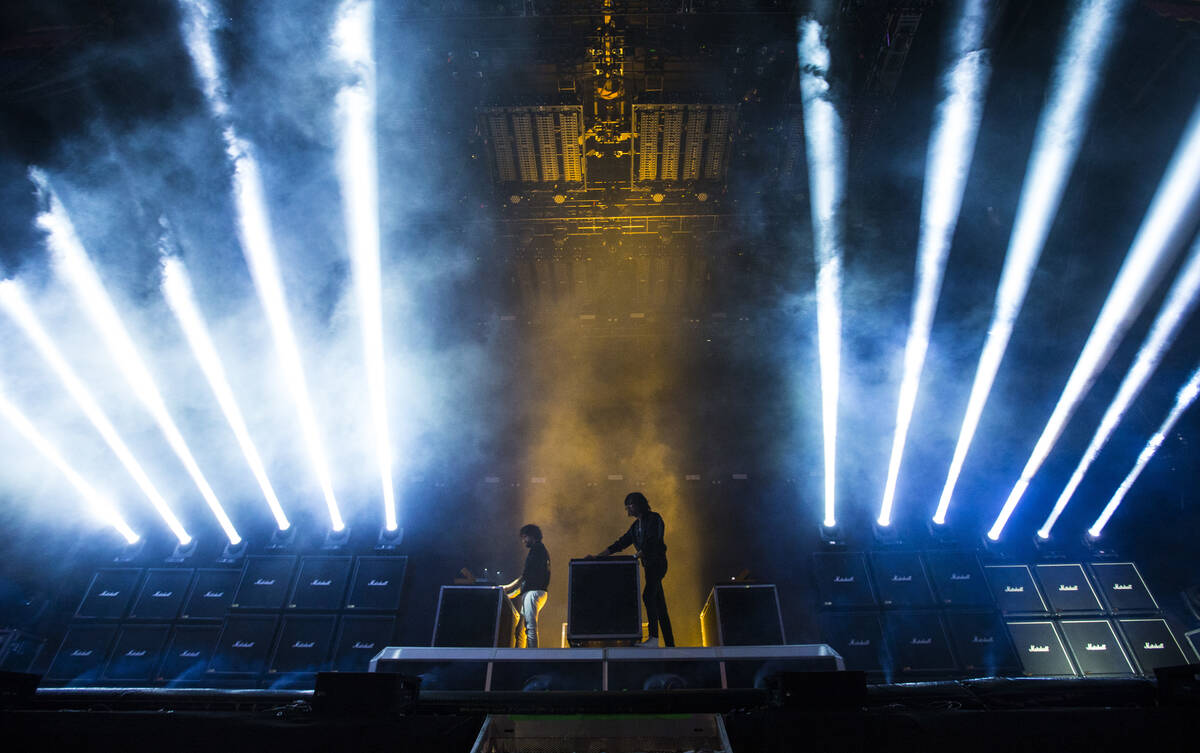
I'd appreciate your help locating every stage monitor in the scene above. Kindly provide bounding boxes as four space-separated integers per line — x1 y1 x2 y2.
128 569 192 621
288 557 352 611
103 624 171 682
1116 618 1189 676
46 625 118 682
1005 621 1076 677
924 551 993 608
1034 564 1104 615
158 625 221 683
883 611 957 675
1059 619 1135 676
605 647 720 692
984 565 1048 616
700 584 785 647
332 616 395 672
567 557 641 643
1088 562 1159 614
943 611 1020 676
870 553 934 608
75 569 141 620
345 556 408 611
490 648 604 691
433 586 518 648
232 556 298 610
181 569 240 620
811 553 876 609
208 615 279 676
269 615 337 676
817 612 885 673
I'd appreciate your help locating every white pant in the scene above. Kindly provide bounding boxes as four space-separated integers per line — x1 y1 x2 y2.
520 590 548 648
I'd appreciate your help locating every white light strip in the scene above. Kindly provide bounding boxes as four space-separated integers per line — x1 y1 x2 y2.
0 386 140 544
1040 231 1200 538
1089 362 1200 537
990 101 1200 540
334 0 396 531
0 280 191 544
934 0 1125 524
32 175 242 545
799 17 846 528
177 0 345 531
880 0 990 527
162 256 290 531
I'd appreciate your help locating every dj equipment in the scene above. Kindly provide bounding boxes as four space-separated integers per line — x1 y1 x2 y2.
288 557 352 611
984 565 1049 616
181 569 240 620
870 553 935 608
75 569 141 620
700 584 785 646
567 557 641 643
1005 620 1077 676
811 553 876 609
1058 619 1135 676
128 569 192 621
1034 564 1104 615
432 586 518 648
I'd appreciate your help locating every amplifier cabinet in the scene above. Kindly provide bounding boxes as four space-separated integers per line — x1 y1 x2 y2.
232 556 298 611
1058 619 1135 676
345 556 408 611
159 625 221 683
870 553 935 608
567 557 641 643
984 565 1048 616
0 629 44 673
490 647 604 691
943 611 1020 675
103 624 171 682
811 553 876 609
75 569 142 620
46 625 118 682
1034 564 1104 615
269 615 337 675
208 615 279 676
1186 628 1200 662
128 569 192 621
924 551 993 608
700 584 785 647
433 586 518 648
883 611 957 675
332 616 395 672
1088 562 1159 614
818 612 885 673
1115 618 1188 676
1006 620 1077 677
288 557 352 611
181 569 240 620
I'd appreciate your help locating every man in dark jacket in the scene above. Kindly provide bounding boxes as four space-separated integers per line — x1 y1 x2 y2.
594 492 674 647
503 524 550 648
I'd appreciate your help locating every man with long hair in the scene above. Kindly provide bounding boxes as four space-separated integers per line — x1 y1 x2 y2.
503 524 550 648
594 492 674 647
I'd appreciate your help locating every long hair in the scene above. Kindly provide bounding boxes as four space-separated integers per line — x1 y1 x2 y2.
519 523 542 542
624 492 651 515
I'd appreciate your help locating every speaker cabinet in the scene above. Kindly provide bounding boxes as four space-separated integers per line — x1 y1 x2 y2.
567 557 641 642
432 586 518 647
944 611 1019 675
985 565 1049 616
345 556 408 611
1186 628 1200 662
812 553 876 609
700 584 785 647
1035 564 1104 615
128 569 192 621
883 611 957 674
490 648 605 691
269 615 336 675
721 645 845 689
870 553 934 608
47 625 117 682
75 569 142 620
0 629 44 673
818 612 885 672
332 616 395 672
1117 618 1189 675
103 624 171 682
605 648 720 691
1006 620 1076 676
1059 619 1135 676
209 615 279 676
232 557 298 610
288 557 352 611
158 625 221 683
181 569 240 620
924 552 993 608
1088 562 1159 614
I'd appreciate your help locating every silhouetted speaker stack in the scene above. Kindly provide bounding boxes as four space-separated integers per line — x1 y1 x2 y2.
45 555 407 687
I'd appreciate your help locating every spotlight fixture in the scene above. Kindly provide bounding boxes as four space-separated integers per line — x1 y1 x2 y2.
552 194 566 204
1032 532 1066 561
926 520 962 548
651 192 665 203
218 539 247 564
324 526 352 551
871 521 902 548
816 523 845 550
113 538 146 563
695 191 708 202
376 526 404 551
1082 531 1119 561
167 538 199 564
267 526 298 552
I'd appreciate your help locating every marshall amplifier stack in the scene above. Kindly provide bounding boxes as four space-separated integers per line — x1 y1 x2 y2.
44 555 407 687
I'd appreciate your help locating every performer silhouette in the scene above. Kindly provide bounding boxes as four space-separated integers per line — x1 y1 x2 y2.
594 492 674 647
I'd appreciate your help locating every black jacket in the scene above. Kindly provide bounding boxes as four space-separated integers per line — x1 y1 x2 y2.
609 512 667 562
520 542 551 592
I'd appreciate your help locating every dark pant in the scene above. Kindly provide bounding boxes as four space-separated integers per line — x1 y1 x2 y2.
643 559 674 646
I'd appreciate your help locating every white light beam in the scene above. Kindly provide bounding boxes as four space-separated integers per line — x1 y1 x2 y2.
798 17 846 528
161 255 291 531
177 0 345 531
0 386 140 544
879 0 990 527
989 100 1200 540
934 0 1126 524
0 280 191 545
334 0 397 531
32 173 242 545
1089 362 1200 537
1040 230 1200 538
